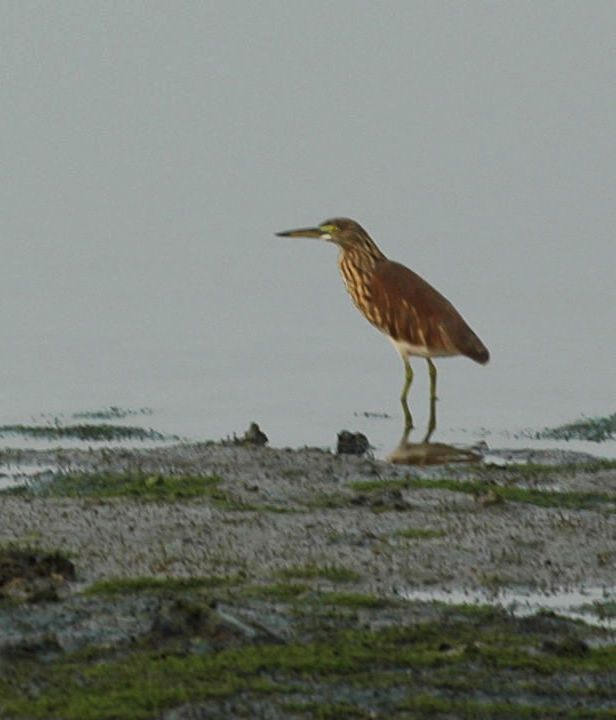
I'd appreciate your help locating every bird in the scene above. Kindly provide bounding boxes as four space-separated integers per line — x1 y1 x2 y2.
276 218 489 443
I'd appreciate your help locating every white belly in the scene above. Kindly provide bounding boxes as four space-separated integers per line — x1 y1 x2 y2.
389 337 458 360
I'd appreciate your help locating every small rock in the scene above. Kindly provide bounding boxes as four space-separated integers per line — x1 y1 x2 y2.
228 423 268 447
0 548 75 603
336 430 370 455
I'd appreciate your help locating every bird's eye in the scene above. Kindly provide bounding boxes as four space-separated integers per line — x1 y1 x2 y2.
320 223 337 234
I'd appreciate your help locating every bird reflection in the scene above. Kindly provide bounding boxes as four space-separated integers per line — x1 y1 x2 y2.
386 414 481 466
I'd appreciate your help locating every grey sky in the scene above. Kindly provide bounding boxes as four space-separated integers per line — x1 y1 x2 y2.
1 2 614 443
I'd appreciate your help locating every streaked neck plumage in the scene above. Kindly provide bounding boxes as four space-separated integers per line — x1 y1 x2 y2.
337 235 386 325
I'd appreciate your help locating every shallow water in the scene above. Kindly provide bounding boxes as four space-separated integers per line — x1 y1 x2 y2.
1 3 615 481
403 586 616 630
1 406 615 461
1 402 615 493
0 462 58 491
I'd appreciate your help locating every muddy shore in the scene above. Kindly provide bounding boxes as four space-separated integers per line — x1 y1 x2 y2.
0 440 615 718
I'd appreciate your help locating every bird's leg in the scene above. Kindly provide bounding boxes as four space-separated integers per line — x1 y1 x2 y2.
400 357 414 439
423 358 437 443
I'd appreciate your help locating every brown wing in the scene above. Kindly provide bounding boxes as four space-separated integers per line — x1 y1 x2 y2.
369 260 489 363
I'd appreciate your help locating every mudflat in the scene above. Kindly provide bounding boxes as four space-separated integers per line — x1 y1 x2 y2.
0 441 615 718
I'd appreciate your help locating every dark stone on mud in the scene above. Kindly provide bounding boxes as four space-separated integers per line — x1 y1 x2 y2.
227 422 269 447
0 548 75 603
336 430 370 455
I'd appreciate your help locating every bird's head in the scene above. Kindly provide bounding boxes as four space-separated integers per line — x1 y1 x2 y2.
276 217 384 258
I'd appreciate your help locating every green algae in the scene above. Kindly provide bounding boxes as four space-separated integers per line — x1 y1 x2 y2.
2 601 615 720
1 471 299 512
72 407 153 421
580 600 616 620
394 526 445 540
538 413 616 443
243 582 310 601
314 591 390 609
84 575 242 596
243 585 391 608
0 423 171 442
487 459 616 475
3 471 239 505
276 564 361 584
396 694 616 718
39 472 223 500
3 615 615 719
350 476 616 511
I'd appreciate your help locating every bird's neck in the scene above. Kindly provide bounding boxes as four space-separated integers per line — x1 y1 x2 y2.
337 246 384 312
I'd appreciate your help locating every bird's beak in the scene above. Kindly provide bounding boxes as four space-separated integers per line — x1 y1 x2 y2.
276 226 331 240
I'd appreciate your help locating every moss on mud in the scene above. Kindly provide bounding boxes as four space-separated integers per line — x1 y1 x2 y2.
84 575 241 596
1 445 615 718
350 475 616 511
538 413 616 443
2 596 615 720
276 564 361 583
